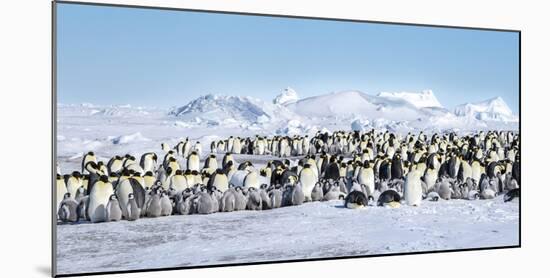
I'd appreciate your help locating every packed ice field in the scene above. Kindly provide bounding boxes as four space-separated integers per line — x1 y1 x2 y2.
56 128 520 274
55 90 519 274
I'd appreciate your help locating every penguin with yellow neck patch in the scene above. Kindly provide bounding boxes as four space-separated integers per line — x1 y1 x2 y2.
87 175 114 223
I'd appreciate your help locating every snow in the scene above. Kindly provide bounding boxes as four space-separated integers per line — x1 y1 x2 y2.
55 88 519 275
273 87 299 106
56 198 518 275
377 90 443 108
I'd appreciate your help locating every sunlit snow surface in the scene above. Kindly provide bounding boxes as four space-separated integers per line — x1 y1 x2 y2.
55 94 519 275
57 198 518 275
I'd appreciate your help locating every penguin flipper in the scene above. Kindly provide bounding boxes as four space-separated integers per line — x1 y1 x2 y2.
130 179 146 209
87 173 99 195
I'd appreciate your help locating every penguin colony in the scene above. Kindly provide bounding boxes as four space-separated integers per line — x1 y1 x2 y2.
57 130 520 224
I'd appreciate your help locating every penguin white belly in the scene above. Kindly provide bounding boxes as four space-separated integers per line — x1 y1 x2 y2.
299 169 316 199
66 178 82 198
229 170 248 187
424 171 437 192
358 168 374 194
243 171 260 189
89 185 114 223
404 171 423 206
171 176 188 192
213 175 229 192
143 158 155 173
116 180 133 213
188 156 199 171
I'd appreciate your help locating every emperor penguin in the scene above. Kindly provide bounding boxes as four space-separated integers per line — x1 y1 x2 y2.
504 188 520 202
81 151 97 174
187 151 200 171
66 171 83 199
207 169 229 192
404 170 423 206
143 171 156 189
58 193 79 223
203 154 218 170
390 154 404 180
115 177 146 219
56 174 68 212
233 187 248 210
323 183 344 201
106 194 122 221
357 161 375 195
87 175 114 223
107 155 124 174
193 191 214 214
126 193 140 221
311 182 324 202
299 164 317 202
146 189 162 217
377 190 401 208
243 171 260 189
344 190 368 209
160 191 173 216
269 188 283 208
139 152 158 174
170 170 188 193
437 180 453 200
222 152 235 168
193 141 203 157
161 142 170 153
423 164 438 193
220 188 237 212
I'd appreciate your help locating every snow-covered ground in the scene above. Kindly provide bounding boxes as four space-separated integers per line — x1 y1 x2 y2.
56 197 519 275
55 89 519 275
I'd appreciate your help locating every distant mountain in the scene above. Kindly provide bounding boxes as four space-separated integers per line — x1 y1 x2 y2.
454 97 518 122
168 94 298 125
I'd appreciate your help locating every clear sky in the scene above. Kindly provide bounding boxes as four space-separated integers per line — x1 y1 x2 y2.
56 3 520 113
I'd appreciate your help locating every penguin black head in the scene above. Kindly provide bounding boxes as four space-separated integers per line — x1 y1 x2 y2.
166 167 173 175
72 171 82 178
191 151 197 155
191 170 199 175
303 164 311 169
87 151 95 156
63 192 71 199
210 154 216 159
215 168 224 175
97 161 104 167
109 172 118 178
121 169 130 177
56 174 61 180
128 169 136 175
99 175 109 183
169 157 177 162
128 193 134 199
154 180 162 187
124 154 131 159
175 169 183 175
134 172 142 177
145 171 153 177
109 194 117 200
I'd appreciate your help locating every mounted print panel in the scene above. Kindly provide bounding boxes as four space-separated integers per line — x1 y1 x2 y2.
53 1 520 277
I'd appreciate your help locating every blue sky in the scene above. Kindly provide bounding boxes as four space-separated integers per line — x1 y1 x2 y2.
56 3 519 112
